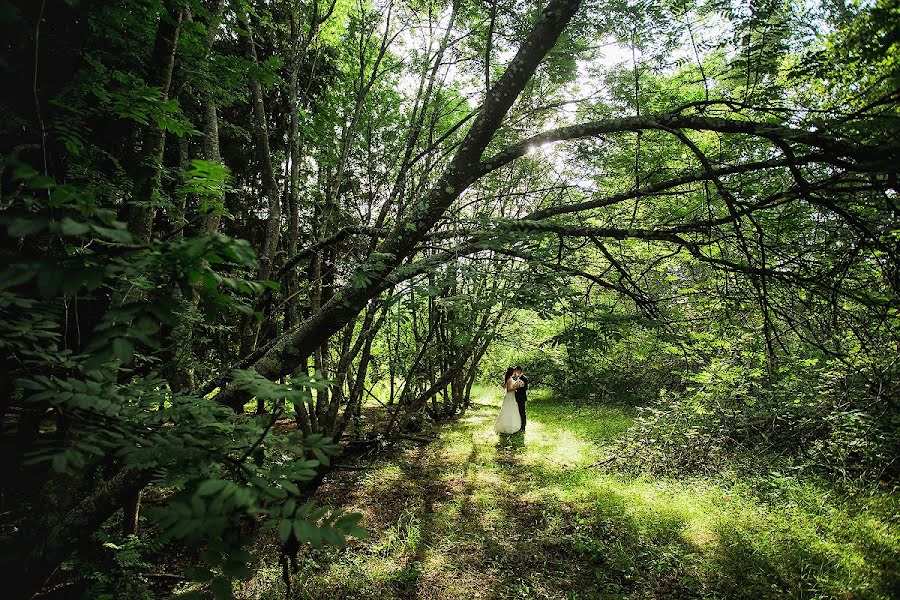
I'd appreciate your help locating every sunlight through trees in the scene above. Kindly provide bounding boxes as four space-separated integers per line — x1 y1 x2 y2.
1 0 897 597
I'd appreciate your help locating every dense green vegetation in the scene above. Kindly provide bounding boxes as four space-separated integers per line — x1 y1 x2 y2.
1 0 898 597
246 387 898 599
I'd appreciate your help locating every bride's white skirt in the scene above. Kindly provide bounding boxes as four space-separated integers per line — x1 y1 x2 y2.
494 391 521 434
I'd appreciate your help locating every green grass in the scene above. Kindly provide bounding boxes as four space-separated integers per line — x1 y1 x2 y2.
248 387 900 599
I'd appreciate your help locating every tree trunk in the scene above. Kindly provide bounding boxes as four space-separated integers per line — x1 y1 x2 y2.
213 0 584 409
121 489 142 537
163 0 227 392
284 7 304 330
238 12 283 361
167 131 197 392
124 3 184 241
200 0 226 237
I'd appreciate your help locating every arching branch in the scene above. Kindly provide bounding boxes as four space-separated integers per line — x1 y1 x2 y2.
478 113 891 178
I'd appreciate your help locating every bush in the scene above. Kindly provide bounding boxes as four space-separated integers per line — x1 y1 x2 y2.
616 349 900 482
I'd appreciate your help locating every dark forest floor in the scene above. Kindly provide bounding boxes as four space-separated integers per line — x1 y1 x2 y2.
233 388 899 600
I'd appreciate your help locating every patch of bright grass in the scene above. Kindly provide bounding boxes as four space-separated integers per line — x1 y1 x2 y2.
247 386 900 599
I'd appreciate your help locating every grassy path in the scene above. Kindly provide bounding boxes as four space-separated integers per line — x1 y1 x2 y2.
250 388 899 599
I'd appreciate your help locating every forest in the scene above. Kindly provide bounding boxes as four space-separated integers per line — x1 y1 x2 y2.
0 0 898 598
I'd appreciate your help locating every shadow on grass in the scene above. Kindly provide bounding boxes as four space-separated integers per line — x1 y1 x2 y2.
496 431 526 452
270 399 898 600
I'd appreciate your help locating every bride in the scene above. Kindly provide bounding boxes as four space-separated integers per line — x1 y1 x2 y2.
494 367 523 434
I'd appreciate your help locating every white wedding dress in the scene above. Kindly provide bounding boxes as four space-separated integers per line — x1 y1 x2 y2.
494 385 522 434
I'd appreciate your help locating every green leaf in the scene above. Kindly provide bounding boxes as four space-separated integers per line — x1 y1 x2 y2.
82 346 113 371
281 480 300 495
283 499 296 515
51 452 67 473
196 479 228 497
112 337 134 364
336 513 369 539
293 520 323 547
311 447 330 466
91 224 133 243
210 576 234 600
322 526 347 548
59 217 90 236
277 518 292 543
9 216 46 237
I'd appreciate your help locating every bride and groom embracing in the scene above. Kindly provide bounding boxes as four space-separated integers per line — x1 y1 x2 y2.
494 365 528 435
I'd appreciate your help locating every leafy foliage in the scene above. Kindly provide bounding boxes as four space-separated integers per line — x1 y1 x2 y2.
1 0 898 596
0 156 364 597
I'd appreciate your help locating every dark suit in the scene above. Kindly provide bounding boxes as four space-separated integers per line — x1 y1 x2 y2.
514 375 528 430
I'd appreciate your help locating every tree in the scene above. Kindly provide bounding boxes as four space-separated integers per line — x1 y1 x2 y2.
1 0 897 596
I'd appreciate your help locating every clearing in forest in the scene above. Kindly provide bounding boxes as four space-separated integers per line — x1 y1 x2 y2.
244 388 900 600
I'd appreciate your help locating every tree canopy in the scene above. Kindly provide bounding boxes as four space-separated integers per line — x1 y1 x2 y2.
1 0 898 597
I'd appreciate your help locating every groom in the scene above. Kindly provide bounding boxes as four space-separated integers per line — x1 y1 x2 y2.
513 365 528 432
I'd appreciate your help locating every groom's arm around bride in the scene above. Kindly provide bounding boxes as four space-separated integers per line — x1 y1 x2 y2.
513 366 528 432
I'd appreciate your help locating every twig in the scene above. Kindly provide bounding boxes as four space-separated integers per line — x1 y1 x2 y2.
400 433 435 444
238 407 284 464
332 463 373 471
144 573 184 580
587 454 620 468
33 580 78 599
33 0 49 188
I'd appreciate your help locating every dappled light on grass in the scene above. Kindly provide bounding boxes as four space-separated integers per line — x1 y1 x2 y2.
521 423 592 468
254 387 899 599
